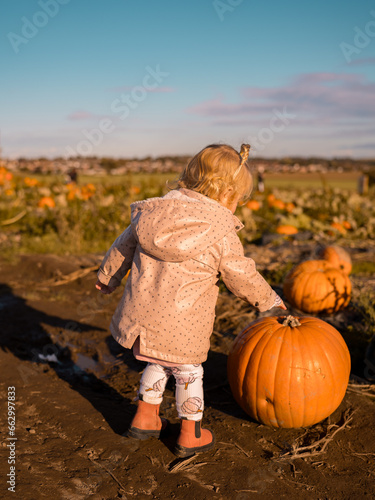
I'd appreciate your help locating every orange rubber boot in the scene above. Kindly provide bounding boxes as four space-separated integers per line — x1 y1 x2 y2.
174 419 215 457
126 400 168 440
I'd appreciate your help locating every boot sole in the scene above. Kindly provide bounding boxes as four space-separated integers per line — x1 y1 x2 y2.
126 427 161 440
174 435 215 458
125 419 169 440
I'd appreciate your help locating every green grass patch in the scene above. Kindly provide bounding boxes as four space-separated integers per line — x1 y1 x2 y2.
80 172 177 187
352 261 375 275
265 172 360 190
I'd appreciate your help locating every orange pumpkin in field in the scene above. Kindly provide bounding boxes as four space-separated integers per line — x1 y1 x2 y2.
227 315 351 428
283 260 351 314
246 200 261 211
24 177 39 187
66 184 81 201
38 196 56 209
329 222 346 235
285 202 296 213
276 225 298 235
0 167 13 185
318 245 352 275
130 185 141 195
270 199 285 210
81 183 96 200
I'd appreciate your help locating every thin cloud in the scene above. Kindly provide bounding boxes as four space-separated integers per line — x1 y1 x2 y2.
187 72 375 124
349 142 375 150
348 57 375 67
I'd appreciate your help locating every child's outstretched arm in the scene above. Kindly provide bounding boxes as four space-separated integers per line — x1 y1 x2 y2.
96 225 137 291
272 294 287 310
218 231 286 311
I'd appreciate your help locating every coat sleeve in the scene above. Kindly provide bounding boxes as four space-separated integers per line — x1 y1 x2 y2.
218 231 277 312
97 225 137 288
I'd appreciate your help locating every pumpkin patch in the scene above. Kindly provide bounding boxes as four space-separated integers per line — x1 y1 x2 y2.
0 166 374 495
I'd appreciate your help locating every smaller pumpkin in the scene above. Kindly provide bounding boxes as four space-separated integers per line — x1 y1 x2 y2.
0 167 13 185
283 259 351 314
130 185 141 195
270 199 285 210
38 196 56 209
24 177 39 187
66 185 81 201
246 199 261 211
276 225 298 235
318 245 352 275
81 183 96 200
285 202 296 212
329 222 346 235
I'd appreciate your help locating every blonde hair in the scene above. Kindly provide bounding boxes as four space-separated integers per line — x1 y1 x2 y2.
177 143 252 203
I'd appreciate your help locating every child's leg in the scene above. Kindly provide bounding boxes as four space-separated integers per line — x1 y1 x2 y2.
173 364 204 420
172 364 215 457
127 363 170 439
139 362 170 404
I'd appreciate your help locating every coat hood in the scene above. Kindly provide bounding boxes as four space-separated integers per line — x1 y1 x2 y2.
130 189 243 262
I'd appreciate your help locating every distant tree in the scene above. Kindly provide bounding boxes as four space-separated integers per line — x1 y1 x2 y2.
100 158 118 173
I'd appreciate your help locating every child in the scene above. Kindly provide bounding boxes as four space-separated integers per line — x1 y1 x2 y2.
96 143 286 458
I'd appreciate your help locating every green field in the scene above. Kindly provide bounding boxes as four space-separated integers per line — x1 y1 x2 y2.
264 172 361 190
30 171 361 191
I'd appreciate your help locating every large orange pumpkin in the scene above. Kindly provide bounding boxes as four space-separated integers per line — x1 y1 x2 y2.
283 260 351 314
227 315 351 428
317 245 352 275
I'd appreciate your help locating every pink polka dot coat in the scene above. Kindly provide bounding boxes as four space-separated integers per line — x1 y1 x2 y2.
97 188 277 364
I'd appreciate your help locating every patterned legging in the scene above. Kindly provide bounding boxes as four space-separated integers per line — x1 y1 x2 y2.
139 363 204 421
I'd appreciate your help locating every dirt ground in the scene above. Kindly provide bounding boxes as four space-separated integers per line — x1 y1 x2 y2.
1 241 375 500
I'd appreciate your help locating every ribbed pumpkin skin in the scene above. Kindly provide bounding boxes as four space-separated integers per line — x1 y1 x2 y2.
318 245 352 275
227 316 351 428
283 260 351 314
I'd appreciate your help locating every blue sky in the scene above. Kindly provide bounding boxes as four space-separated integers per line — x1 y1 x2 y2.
1 0 375 159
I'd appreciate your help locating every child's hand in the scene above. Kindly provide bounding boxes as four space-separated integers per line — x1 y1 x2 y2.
272 295 287 310
95 280 116 294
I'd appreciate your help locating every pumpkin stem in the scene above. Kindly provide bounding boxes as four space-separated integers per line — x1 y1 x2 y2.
282 315 301 328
